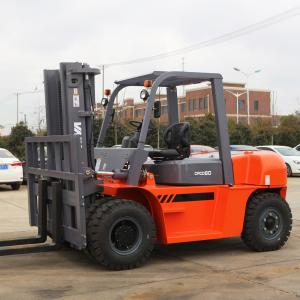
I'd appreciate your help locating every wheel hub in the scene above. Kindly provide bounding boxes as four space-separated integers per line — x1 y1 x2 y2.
110 217 142 255
260 209 282 239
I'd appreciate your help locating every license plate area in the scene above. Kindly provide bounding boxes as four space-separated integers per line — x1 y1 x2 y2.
0 164 8 170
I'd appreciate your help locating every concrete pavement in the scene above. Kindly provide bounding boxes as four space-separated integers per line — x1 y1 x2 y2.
0 180 299 300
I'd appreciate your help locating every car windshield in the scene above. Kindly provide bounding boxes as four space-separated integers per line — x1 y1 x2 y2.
275 147 300 156
0 149 14 158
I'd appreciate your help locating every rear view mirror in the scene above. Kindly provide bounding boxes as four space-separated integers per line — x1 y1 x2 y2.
153 101 161 118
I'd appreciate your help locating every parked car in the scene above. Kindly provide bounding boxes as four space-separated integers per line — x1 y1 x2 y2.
190 145 216 155
256 145 300 177
214 145 258 152
0 148 23 190
229 145 258 151
112 144 154 150
193 145 257 159
294 144 300 152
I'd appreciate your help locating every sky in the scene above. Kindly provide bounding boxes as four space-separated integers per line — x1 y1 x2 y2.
0 0 299 133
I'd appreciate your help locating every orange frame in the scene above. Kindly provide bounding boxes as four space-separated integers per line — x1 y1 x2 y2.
96 152 287 245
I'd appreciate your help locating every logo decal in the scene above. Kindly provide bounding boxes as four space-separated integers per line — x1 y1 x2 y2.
74 122 82 135
194 170 212 176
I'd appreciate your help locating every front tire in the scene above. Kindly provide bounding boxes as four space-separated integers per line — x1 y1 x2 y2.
11 183 21 190
242 192 292 251
87 199 156 270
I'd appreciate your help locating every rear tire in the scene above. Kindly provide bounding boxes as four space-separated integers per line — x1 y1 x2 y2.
242 192 292 251
11 183 21 191
87 199 156 270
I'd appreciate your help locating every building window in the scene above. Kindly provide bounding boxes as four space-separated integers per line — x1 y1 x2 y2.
254 100 259 112
189 99 193 111
204 96 208 109
180 102 186 113
135 109 140 117
199 98 203 110
161 106 168 115
193 99 197 111
238 99 245 111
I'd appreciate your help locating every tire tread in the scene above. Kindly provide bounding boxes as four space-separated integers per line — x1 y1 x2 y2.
242 192 292 251
86 199 156 270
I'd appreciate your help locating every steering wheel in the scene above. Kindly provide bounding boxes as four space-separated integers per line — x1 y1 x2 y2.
129 120 142 129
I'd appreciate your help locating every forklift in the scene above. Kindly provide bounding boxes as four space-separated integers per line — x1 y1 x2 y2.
0 63 292 270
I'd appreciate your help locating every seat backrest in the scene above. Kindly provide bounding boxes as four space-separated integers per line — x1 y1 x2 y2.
121 132 141 148
121 136 130 148
164 122 191 157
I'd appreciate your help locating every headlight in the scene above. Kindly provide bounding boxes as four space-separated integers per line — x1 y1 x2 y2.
140 89 150 101
293 160 300 165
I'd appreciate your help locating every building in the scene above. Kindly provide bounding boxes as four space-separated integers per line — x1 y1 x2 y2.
184 82 271 125
96 82 271 125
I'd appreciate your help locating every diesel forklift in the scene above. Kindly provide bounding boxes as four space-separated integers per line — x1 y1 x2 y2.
0 62 292 270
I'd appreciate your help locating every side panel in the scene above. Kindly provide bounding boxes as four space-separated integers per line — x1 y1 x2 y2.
232 152 287 186
148 158 223 185
99 178 284 244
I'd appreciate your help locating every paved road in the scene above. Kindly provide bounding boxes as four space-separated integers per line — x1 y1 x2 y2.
0 180 299 300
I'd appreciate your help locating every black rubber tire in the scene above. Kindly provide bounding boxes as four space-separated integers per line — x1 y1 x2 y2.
242 192 292 252
286 164 292 177
87 199 156 270
11 183 21 191
84 197 116 261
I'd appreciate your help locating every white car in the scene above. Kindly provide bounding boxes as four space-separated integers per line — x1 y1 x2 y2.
0 148 23 190
294 144 300 152
256 145 300 177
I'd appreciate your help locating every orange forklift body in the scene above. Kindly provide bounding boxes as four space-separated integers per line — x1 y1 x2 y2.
97 151 287 244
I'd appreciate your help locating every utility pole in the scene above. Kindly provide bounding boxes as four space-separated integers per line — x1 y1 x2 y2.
14 89 43 125
16 93 19 123
181 57 185 95
233 68 261 125
102 65 105 98
224 90 247 124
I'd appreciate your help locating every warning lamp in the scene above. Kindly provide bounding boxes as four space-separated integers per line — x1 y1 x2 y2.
104 89 111 96
144 80 152 88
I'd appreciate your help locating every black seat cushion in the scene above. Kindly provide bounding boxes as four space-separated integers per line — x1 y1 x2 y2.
149 122 191 160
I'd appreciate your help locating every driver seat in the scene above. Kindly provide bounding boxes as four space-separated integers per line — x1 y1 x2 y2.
149 122 191 161
121 131 140 148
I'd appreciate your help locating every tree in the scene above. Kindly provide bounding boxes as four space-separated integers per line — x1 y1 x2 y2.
8 122 34 161
93 118 132 147
251 119 273 146
275 114 300 147
187 114 217 147
0 136 9 149
229 122 252 145
145 119 167 149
